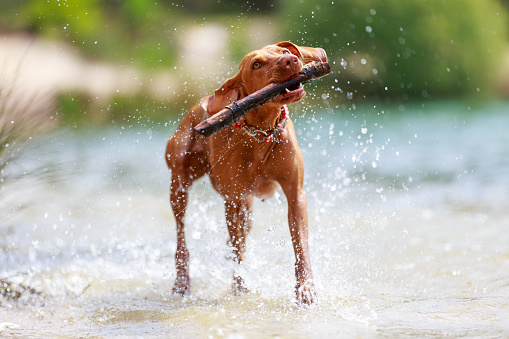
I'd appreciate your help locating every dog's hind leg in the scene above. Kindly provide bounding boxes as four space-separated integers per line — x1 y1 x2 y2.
224 197 253 295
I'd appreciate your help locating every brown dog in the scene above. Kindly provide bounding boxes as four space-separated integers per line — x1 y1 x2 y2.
165 41 327 304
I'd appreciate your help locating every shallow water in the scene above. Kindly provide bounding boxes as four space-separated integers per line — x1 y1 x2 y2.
1 100 509 338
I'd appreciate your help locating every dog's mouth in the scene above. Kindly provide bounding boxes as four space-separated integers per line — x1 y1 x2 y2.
272 83 305 104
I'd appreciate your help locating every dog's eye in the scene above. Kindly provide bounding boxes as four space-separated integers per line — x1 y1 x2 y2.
282 50 290 55
253 61 261 69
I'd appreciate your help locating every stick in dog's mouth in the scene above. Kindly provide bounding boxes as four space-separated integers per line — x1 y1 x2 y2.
194 61 330 137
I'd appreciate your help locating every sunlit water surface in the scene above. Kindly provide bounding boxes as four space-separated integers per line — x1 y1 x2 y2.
1 101 509 338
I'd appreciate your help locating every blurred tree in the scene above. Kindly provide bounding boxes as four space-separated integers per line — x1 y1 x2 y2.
21 0 179 68
282 0 509 101
26 0 105 42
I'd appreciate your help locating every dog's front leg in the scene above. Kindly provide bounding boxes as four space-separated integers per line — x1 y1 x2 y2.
286 187 316 305
170 174 191 295
224 197 253 295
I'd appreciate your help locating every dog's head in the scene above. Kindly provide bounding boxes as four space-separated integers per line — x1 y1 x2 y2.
201 41 327 115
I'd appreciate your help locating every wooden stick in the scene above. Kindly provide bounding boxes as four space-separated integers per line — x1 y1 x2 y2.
194 61 331 137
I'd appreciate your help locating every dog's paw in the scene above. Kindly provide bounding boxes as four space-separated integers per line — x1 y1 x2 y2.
231 275 250 296
172 276 191 295
296 280 316 305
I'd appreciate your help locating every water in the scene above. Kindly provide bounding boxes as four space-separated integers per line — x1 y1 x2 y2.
1 100 508 337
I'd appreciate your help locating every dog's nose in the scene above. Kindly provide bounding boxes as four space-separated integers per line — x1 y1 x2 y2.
281 54 300 70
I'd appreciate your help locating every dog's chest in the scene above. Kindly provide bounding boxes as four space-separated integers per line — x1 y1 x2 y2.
208 140 281 198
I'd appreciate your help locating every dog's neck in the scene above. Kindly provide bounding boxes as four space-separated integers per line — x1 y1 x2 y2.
243 102 285 130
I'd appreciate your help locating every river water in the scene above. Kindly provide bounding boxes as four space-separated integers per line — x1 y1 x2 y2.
1 100 508 337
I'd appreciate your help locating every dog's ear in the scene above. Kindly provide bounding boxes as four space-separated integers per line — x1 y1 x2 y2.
200 73 244 115
276 41 327 64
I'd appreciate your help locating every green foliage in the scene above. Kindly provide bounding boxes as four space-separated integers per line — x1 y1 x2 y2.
56 92 180 127
57 93 87 125
282 0 509 100
26 0 105 41
23 0 179 69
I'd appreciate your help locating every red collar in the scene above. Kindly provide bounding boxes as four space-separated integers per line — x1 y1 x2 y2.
232 105 289 142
